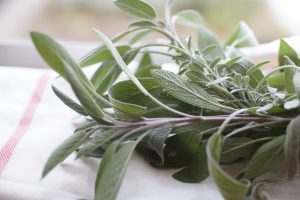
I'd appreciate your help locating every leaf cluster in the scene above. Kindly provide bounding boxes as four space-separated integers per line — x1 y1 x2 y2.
31 0 300 199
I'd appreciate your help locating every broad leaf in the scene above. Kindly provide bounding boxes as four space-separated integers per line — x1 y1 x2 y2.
42 130 92 178
221 137 272 163
225 21 258 48
173 9 203 28
198 26 224 60
243 136 285 179
173 141 209 183
278 39 299 66
207 133 250 200
138 127 172 166
114 0 157 20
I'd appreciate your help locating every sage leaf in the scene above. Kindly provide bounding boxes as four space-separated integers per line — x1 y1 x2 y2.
198 26 224 60
225 21 258 48
52 85 87 116
151 69 227 111
244 135 285 179
285 116 300 180
42 130 92 178
293 71 300 96
138 127 172 166
173 9 203 28
31 32 92 87
114 0 157 20
95 131 149 200
207 133 250 200
221 137 272 163
77 129 117 158
278 39 299 66
81 45 130 67
173 141 209 183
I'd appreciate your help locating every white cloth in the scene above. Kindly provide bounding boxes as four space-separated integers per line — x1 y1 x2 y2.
2 37 300 200
0 67 223 200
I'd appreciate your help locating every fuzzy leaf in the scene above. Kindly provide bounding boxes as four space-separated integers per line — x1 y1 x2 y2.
207 133 250 200
52 85 87 116
42 130 92 178
225 21 258 48
114 0 157 20
278 39 299 66
198 27 224 60
173 9 203 28
151 69 226 111
244 136 285 179
173 141 209 183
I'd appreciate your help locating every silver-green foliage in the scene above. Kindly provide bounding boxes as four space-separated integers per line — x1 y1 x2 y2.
32 0 300 199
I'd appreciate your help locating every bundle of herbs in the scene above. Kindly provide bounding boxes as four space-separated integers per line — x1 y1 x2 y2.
31 0 300 199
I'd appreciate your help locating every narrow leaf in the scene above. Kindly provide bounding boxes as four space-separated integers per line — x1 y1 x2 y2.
42 130 92 178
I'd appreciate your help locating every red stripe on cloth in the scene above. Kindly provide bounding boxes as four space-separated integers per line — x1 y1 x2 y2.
0 71 50 175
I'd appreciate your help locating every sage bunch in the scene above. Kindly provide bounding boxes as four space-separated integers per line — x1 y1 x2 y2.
31 0 300 199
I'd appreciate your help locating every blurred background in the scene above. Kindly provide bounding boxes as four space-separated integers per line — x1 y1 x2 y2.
0 0 299 44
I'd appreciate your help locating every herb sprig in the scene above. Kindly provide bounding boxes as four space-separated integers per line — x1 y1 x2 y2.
32 0 300 199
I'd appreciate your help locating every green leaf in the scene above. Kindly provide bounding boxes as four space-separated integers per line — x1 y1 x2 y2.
129 30 152 45
173 141 209 183
151 69 227 111
52 85 87 116
173 9 203 28
293 71 300 96
91 50 137 95
114 0 157 20
42 130 92 178
243 135 285 179
109 88 146 120
80 45 130 67
225 21 258 48
62 61 105 121
95 131 149 200
221 137 272 163
93 28 191 117
278 39 299 66
267 72 285 91
32 32 106 121
198 26 224 60
31 32 91 85
163 123 219 168
284 116 300 180
77 129 117 158
138 127 172 166
207 133 250 200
